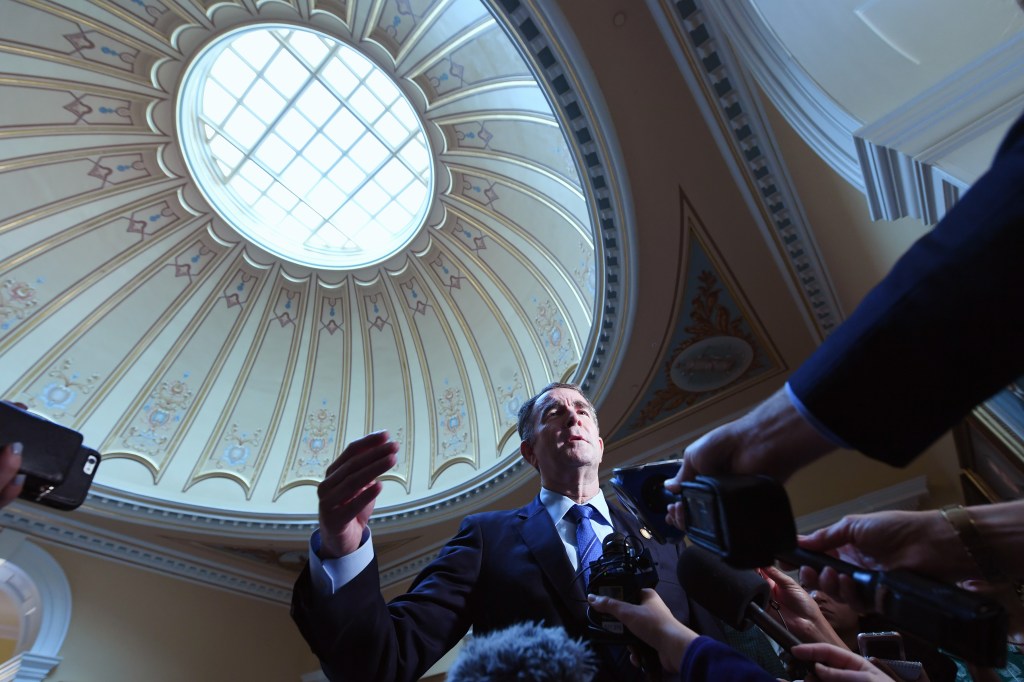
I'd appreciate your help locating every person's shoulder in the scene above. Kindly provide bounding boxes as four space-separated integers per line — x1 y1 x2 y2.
466 507 525 524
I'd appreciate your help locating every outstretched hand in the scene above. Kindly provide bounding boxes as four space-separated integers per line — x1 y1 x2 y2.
664 388 835 492
0 401 30 508
798 509 975 585
757 565 846 648
0 442 24 508
317 431 398 559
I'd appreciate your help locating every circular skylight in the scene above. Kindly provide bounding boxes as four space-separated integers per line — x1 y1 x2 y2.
177 24 433 270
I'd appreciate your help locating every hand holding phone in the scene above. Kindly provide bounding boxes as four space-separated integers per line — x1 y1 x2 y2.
0 441 24 507
0 401 101 511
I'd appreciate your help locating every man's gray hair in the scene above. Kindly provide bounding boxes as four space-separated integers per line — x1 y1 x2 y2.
516 382 597 444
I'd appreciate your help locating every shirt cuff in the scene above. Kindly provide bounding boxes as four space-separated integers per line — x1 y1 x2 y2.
308 527 374 594
784 381 854 450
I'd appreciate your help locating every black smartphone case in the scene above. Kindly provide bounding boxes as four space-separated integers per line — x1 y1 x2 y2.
0 401 83 486
23 447 101 511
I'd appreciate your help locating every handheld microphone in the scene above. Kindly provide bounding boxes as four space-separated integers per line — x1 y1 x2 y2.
778 548 1008 667
445 621 597 682
677 545 803 654
611 463 1009 666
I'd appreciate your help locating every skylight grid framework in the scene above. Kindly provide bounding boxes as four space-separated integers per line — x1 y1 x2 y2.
177 23 434 269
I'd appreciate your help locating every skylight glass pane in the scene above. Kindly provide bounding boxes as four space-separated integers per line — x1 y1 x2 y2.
202 79 236 125
305 133 342 172
245 80 287 124
281 156 320 193
327 157 363 194
378 203 411 233
354 181 389 215
398 138 429 176
232 30 279 70
210 53 255 99
324 109 364 150
290 201 321 228
349 134 388 173
391 99 418 130
223 107 266 148
378 157 413 189
309 223 348 249
267 182 300 210
178 24 434 269
254 133 295 174
239 160 273 191
263 48 306 98
348 86 384 123
276 109 316 149
276 213 312 241
397 183 427 213
307 179 346 215
288 29 331 69
332 202 371 232
227 175 261 205
373 111 408 148
209 134 244 170
343 50 373 78
366 71 400 106
322 58 360 98
296 81 339 125
254 196 287 225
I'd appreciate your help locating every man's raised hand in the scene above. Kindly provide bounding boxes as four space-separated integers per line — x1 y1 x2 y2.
317 431 398 559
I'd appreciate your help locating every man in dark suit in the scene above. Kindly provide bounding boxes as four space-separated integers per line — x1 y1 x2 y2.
292 382 764 681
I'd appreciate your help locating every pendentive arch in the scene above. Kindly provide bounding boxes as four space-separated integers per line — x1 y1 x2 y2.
0 530 71 681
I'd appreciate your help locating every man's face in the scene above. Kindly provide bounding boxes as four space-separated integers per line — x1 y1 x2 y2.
520 386 604 480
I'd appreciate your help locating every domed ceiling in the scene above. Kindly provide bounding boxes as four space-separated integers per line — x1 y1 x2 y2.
0 0 627 522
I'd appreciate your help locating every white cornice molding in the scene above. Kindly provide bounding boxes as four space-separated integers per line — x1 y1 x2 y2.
695 0 1024 227
855 32 1024 224
699 0 864 190
1 504 294 604
645 0 844 338
0 652 62 682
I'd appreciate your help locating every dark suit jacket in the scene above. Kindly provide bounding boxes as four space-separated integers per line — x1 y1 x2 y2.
789 110 1024 465
291 495 729 681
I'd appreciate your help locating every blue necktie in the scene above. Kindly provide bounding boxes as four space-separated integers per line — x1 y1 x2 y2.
568 504 603 586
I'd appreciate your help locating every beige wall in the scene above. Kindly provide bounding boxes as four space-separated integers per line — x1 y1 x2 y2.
37 543 318 682
759 91 966 514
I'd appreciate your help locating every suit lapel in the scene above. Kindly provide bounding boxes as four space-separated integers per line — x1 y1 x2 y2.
517 495 589 621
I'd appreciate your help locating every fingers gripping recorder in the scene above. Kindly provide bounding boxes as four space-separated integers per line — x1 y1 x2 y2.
609 460 1009 667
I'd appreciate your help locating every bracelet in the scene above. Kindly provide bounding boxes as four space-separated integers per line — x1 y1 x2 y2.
939 504 1004 582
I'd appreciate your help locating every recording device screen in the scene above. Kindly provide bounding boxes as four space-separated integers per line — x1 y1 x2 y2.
857 631 905 661
609 460 1010 667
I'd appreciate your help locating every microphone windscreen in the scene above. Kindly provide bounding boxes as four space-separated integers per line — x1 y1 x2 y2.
446 621 597 682
677 544 770 630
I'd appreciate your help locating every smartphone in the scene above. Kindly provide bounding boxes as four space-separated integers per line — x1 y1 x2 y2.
0 401 82 485
21 446 101 511
0 401 100 510
858 631 906 660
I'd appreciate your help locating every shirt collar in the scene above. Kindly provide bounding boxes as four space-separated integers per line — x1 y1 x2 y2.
538 487 612 527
